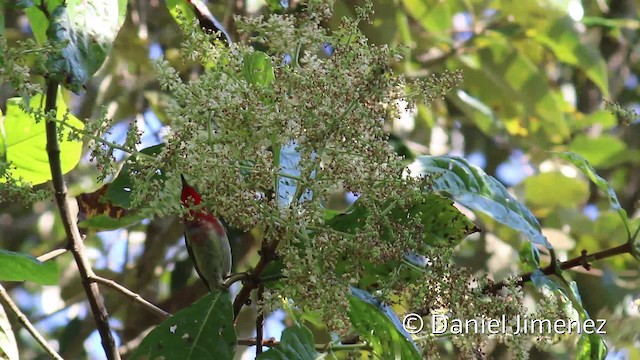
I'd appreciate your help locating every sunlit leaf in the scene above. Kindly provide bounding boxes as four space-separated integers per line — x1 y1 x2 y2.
2 92 83 185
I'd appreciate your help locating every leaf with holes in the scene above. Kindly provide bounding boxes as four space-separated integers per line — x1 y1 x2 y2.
408 155 551 248
129 291 236 360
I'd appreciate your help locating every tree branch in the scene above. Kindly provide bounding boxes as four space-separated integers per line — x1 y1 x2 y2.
89 274 170 320
44 81 120 360
487 242 634 293
0 284 63 360
232 231 279 320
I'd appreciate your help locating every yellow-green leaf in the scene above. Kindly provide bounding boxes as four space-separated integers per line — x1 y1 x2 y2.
2 91 84 185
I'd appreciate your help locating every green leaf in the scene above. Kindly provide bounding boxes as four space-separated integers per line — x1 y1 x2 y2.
256 324 320 360
532 17 609 97
129 291 236 360
243 51 275 87
409 155 552 248
577 331 608 360
166 0 196 26
518 241 540 270
22 0 64 44
401 0 454 35
264 0 288 12
461 39 571 144
568 135 628 169
523 172 589 208
0 250 59 285
556 151 630 241
2 92 83 185
104 144 165 209
349 287 421 360
0 302 19 360
530 272 608 359
165 0 231 43
45 1 125 93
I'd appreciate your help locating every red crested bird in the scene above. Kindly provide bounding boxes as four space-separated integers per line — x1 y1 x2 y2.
180 175 231 291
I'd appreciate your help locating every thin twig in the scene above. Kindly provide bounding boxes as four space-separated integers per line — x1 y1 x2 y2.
44 81 120 360
236 337 373 352
37 248 67 262
0 284 63 360
89 274 170 320
487 242 634 293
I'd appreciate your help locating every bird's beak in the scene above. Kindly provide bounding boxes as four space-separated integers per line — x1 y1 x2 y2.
181 174 188 186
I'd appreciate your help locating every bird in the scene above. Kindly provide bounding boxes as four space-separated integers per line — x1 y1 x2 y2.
180 174 232 291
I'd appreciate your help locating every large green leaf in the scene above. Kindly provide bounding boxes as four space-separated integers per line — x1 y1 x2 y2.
348 287 421 360
408 155 551 248
44 1 125 92
1 93 83 185
0 250 59 285
556 152 630 241
0 302 18 360
129 291 236 360
256 324 320 360
22 0 126 46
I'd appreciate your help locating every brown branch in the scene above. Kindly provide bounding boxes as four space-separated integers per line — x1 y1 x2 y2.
238 337 279 347
89 275 170 320
44 81 120 360
487 242 634 293
237 337 373 352
0 284 63 360
232 234 279 320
